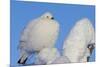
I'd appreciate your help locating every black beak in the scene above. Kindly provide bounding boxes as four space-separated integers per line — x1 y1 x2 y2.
51 17 54 20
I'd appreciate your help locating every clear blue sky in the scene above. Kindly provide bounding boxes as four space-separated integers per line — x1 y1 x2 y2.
10 1 95 66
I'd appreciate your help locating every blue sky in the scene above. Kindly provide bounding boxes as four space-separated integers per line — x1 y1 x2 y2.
10 1 95 66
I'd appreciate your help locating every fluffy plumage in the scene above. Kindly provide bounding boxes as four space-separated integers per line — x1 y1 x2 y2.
18 12 60 64
51 56 70 64
34 48 60 65
63 18 95 63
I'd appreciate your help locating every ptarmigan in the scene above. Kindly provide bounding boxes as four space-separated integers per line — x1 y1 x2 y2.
17 12 60 64
63 18 95 63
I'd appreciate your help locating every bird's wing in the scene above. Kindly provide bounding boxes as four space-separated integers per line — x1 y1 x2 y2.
20 19 37 41
18 19 38 49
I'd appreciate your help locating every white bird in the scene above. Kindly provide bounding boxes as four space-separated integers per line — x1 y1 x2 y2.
51 56 70 64
17 12 60 64
34 48 60 65
63 18 95 63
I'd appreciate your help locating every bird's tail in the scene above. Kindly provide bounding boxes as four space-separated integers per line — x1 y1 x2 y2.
17 50 29 64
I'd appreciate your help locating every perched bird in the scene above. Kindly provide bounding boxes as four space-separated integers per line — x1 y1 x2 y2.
17 12 60 64
51 56 70 64
34 48 60 65
63 18 95 63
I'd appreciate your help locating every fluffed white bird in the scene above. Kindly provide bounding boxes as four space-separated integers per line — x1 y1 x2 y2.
51 56 70 64
63 18 95 63
34 48 60 65
18 12 60 64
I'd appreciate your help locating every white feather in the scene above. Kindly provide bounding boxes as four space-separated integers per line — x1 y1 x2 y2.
18 12 59 64
34 48 60 65
63 18 95 63
51 56 70 64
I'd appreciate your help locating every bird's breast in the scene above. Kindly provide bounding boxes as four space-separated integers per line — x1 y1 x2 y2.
29 21 59 38
26 21 59 51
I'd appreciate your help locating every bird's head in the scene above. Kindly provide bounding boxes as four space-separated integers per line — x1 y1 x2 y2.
41 12 54 20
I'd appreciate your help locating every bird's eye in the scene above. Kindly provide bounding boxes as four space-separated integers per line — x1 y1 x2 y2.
46 16 49 18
